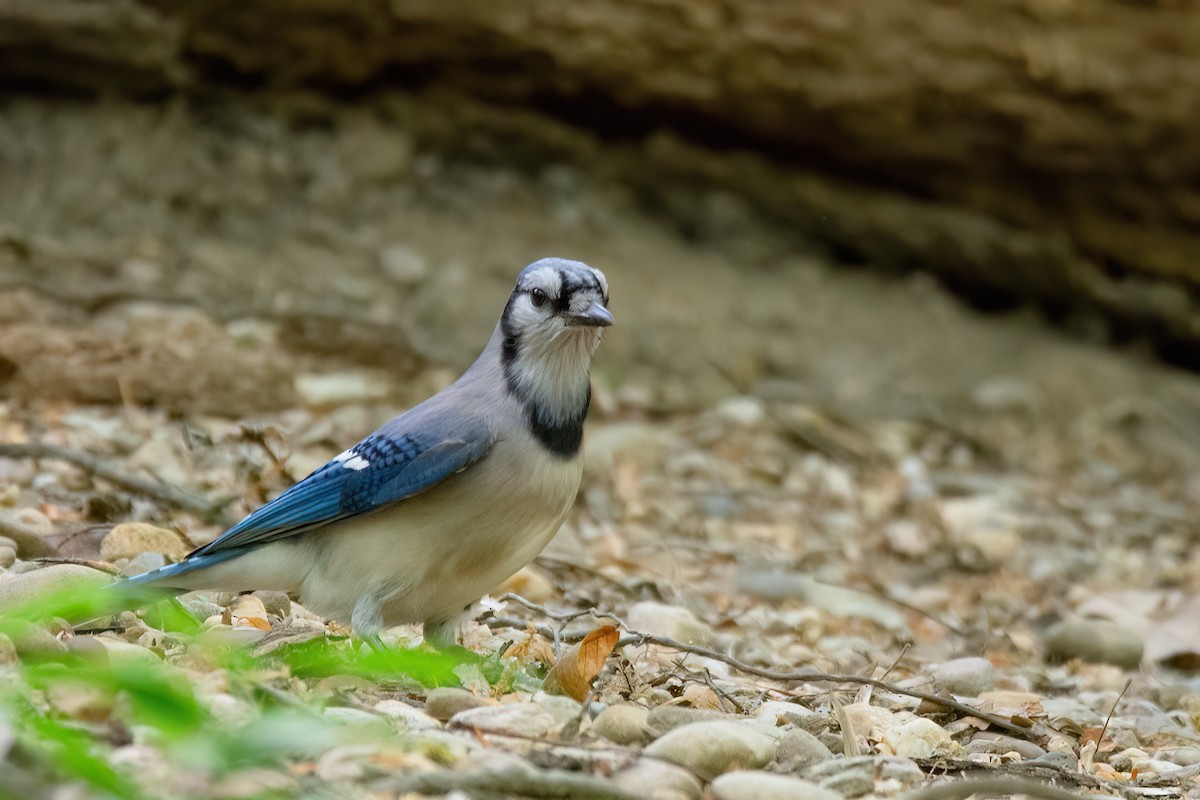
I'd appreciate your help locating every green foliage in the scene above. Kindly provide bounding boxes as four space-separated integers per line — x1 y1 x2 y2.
0 580 531 799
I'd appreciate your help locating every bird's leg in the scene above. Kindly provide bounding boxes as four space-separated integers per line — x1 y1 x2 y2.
421 616 459 650
351 594 387 654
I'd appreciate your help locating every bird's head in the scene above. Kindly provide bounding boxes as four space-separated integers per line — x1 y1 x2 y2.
498 258 611 422
501 258 611 358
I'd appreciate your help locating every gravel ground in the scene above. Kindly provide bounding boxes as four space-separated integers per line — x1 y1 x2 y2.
2 287 1200 798
2 97 1200 798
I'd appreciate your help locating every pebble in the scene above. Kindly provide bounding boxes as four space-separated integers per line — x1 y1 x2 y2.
756 700 819 728
1044 620 1144 668
612 759 703 800
122 551 166 576
644 721 775 781
294 370 390 407
100 523 190 563
495 566 554 604
711 771 841 800
938 496 1020 570
807 756 877 796
0 546 15 569
626 601 714 645
377 245 429 284
927 657 996 696
450 703 559 738
646 704 732 736
1165 747 1200 766
9 507 53 537
253 591 291 618
774 728 835 768
881 716 954 759
425 687 484 721
966 733 1046 760
533 693 583 725
0 563 113 613
592 704 650 745
374 700 439 732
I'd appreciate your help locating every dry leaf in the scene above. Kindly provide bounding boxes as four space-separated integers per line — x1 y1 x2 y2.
542 625 620 701
505 626 557 667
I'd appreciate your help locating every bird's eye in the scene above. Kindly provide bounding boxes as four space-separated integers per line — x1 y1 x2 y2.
530 288 548 308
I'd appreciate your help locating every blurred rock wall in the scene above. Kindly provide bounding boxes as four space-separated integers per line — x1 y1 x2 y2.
2 0 1199 358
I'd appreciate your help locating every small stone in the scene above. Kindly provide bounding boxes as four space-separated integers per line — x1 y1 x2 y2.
0 564 113 613
0 546 15 569
927 657 996 696
966 733 1047 760
377 245 429 284
1165 747 1200 767
756 701 820 728
533 693 583 726
808 757 876 797
12 508 53 537
92 637 163 666
425 687 484 721
100 523 190 563
626 602 713 646
253 591 291 618
122 551 166 576
494 566 554 604
612 759 703 800
450 703 558 738
712 771 841 800
646 705 732 736
374 700 439 732
644 721 775 781
774 728 834 769
881 716 954 759
592 704 650 745
0 536 16 553
210 768 295 799
1045 620 1144 668
939 496 1020 571
294 370 390 407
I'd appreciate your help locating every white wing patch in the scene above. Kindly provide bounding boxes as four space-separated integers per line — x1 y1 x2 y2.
334 449 371 471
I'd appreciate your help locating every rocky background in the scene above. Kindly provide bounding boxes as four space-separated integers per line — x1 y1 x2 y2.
2 2 1200 799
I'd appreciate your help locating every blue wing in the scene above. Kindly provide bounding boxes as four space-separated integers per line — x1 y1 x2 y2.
187 427 493 559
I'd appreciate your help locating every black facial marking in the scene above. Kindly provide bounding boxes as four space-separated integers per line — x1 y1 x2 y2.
527 385 590 458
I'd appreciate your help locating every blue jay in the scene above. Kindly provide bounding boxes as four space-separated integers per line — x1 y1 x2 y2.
125 258 612 646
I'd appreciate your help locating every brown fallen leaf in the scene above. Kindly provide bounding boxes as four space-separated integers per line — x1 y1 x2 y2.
542 625 620 701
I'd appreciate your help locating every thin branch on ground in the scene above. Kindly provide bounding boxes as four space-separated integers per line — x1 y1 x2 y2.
482 610 1033 737
1098 678 1132 748
0 442 231 517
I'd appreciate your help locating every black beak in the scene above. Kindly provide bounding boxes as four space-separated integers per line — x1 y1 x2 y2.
564 300 614 327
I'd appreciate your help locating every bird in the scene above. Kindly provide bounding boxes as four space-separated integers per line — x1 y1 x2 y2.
124 257 612 647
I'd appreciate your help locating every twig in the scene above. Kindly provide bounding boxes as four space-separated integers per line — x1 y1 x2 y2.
482 612 1033 737
499 594 628 630
390 766 638 800
0 442 229 517
31 557 122 576
901 776 1096 800
1098 678 1132 750
879 642 912 682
